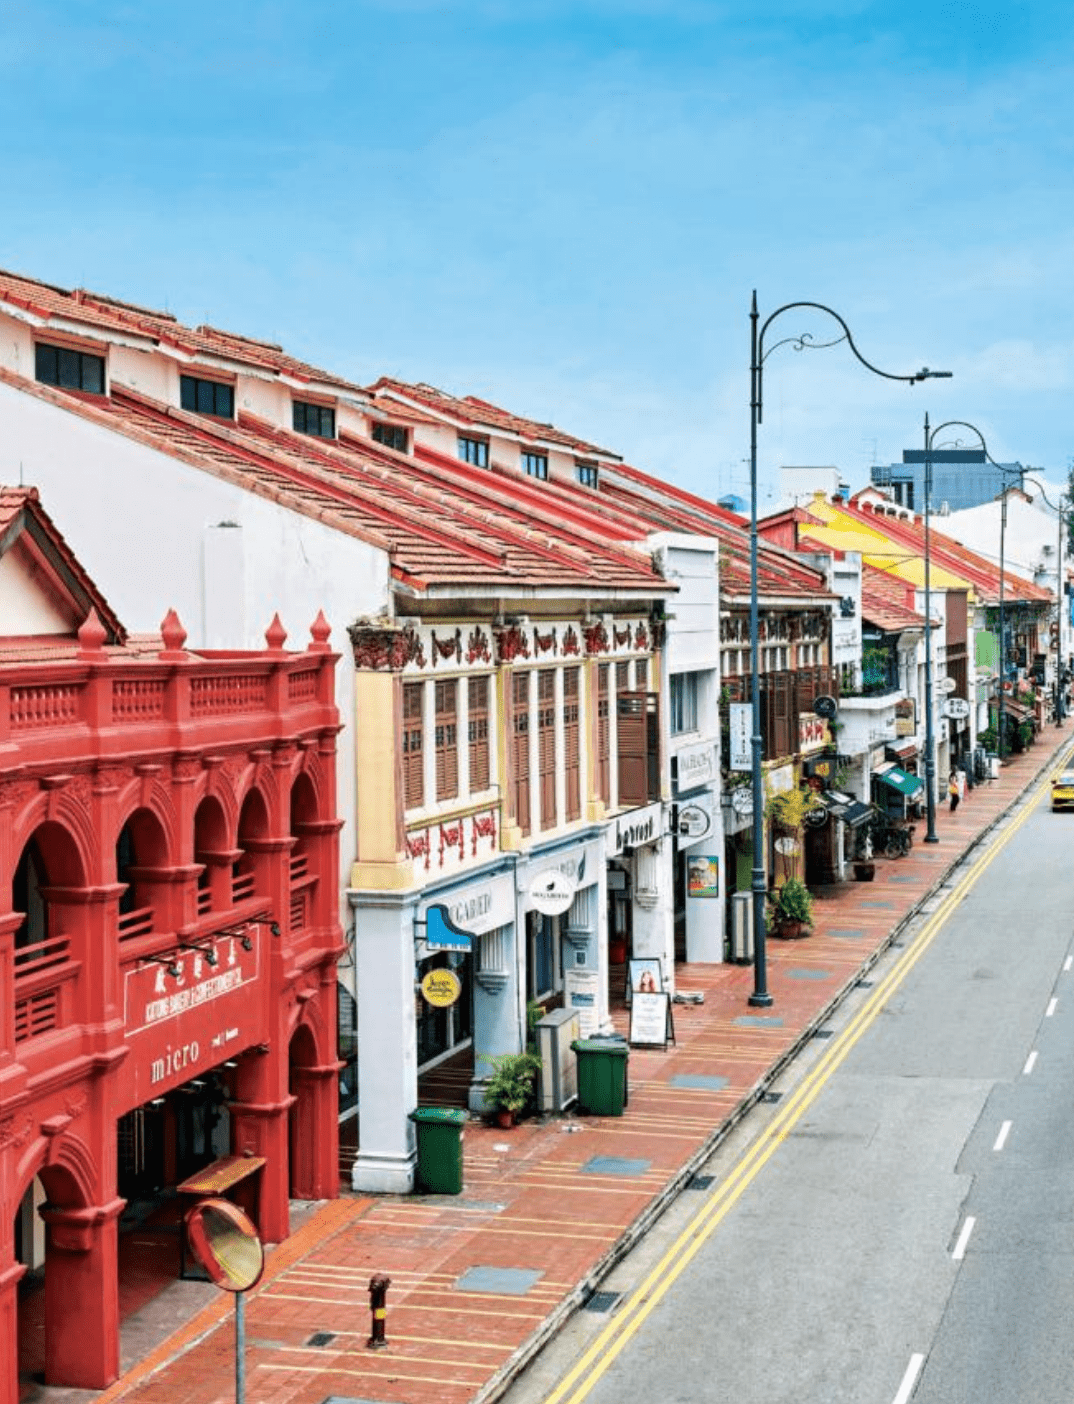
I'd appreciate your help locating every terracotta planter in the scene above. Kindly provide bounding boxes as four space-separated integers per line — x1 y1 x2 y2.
853 862 876 882
772 918 811 940
494 1109 516 1129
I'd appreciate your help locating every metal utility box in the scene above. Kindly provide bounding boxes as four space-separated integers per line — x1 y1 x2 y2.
730 892 754 963
535 1009 579 1112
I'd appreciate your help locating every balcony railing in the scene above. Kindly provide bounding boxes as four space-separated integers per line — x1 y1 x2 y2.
14 934 77 1044
118 906 155 941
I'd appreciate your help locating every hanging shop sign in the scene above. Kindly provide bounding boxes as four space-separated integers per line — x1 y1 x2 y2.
942 696 971 720
813 694 838 720
421 968 463 1008
528 868 578 916
677 801 713 843
729 703 751 771
730 786 754 818
939 677 957 694
798 713 831 756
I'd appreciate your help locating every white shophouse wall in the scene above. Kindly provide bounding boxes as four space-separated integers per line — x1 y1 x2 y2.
0 380 391 929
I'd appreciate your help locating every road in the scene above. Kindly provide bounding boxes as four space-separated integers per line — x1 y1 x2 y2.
503 778 1074 1404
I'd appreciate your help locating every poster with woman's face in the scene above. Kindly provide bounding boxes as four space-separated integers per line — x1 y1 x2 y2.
629 957 663 994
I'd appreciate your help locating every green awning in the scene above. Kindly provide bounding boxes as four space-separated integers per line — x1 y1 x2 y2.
879 766 923 797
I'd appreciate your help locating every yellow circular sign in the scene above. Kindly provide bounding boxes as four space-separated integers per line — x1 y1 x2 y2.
421 968 462 1008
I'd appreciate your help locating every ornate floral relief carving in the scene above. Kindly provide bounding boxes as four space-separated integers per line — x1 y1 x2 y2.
438 821 464 867
465 625 492 664
0 779 39 810
406 830 431 870
634 622 649 650
431 629 462 666
348 624 426 671
561 625 580 657
494 625 530 664
650 620 666 650
471 811 497 855
613 625 632 648
0 1114 34 1150
583 621 609 655
533 627 557 657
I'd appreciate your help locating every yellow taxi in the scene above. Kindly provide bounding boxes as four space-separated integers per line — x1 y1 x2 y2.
1051 769 1074 811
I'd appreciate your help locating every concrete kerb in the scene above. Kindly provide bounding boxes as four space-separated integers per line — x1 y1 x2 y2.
473 735 1074 1404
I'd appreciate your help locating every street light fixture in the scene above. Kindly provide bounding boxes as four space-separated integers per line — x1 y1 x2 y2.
921 418 1023 840
747 293 949 1007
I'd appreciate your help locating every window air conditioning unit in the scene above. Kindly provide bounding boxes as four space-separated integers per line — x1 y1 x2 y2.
730 892 754 964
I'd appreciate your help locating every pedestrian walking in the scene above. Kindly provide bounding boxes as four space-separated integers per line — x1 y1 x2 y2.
949 773 960 812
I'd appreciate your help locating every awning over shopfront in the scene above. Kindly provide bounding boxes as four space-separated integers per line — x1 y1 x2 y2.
885 742 918 763
877 765 924 797
816 790 874 828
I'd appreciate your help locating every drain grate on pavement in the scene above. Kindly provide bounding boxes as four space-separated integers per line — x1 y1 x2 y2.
687 1174 715 1190
585 1289 624 1313
761 1090 783 1103
811 1028 835 1039
855 978 874 988
307 1332 337 1348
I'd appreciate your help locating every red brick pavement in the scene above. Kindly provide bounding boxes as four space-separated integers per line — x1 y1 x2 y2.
93 724 1073 1404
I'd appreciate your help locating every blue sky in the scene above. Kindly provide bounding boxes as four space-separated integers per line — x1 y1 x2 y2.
3 0 1074 506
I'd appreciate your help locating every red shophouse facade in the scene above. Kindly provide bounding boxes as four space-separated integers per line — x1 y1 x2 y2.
1 587 342 1402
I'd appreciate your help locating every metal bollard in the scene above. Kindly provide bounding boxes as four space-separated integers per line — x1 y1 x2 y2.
367 1273 391 1349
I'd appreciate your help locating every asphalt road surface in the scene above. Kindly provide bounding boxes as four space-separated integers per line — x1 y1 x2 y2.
505 775 1074 1404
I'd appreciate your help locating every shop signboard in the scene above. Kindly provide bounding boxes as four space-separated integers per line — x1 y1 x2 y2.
122 929 263 1111
674 739 717 793
942 697 971 720
729 703 751 771
421 968 462 1007
564 968 600 1037
529 868 578 916
419 872 516 955
629 991 673 1048
608 801 665 858
686 855 720 898
798 713 830 756
676 799 714 844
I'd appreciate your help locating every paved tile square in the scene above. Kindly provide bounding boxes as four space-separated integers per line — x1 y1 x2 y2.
669 1073 730 1091
455 1265 543 1294
581 1155 652 1176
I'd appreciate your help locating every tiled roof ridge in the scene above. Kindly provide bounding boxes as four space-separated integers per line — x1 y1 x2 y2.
235 414 605 577
834 498 1052 604
370 378 619 458
110 386 512 573
605 459 749 529
75 287 178 323
195 324 284 352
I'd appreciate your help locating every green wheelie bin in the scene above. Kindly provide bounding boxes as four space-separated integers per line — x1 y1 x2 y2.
571 1037 629 1116
409 1107 467 1193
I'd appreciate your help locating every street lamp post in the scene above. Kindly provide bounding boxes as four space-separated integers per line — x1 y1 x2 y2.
747 294 949 1007
921 420 1020 817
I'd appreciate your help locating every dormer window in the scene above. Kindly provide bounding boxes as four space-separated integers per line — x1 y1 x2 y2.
458 435 489 468
522 451 548 480
576 460 599 488
35 342 105 395
180 374 234 420
372 422 408 452
293 400 336 439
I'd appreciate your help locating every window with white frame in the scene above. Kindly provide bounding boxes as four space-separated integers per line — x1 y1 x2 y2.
669 671 699 735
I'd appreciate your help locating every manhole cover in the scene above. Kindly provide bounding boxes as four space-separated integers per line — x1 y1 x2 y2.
585 1290 623 1313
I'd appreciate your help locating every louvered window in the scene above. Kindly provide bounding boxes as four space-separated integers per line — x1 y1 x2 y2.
538 670 556 830
435 680 458 801
512 673 531 836
596 664 611 804
468 675 490 792
402 683 424 809
617 691 660 807
564 668 581 821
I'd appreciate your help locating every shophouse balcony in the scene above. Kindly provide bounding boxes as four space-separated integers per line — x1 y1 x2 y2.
722 666 840 764
13 933 80 1044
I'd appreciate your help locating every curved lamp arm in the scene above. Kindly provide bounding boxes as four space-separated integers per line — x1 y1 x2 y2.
753 292 952 423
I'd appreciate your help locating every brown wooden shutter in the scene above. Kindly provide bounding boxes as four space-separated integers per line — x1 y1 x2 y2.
596 664 610 804
434 679 458 801
402 682 424 809
617 691 648 807
467 675 490 792
564 667 581 821
538 669 556 830
511 672 531 837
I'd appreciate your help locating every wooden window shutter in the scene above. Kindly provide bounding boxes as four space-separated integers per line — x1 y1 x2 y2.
402 682 424 809
564 667 581 821
596 664 610 804
511 672 531 837
617 691 648 807
467 675 490 792
434 679 458 801
537 669 556 830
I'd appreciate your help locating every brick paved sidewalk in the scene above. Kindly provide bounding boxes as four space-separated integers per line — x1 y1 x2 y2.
84 723 1074 1404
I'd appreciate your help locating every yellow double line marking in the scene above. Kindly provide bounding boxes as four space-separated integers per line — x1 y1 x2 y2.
544 783 1046 1404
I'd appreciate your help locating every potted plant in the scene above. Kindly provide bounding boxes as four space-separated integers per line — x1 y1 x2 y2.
483 1051 541 1127
767 877 815 939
